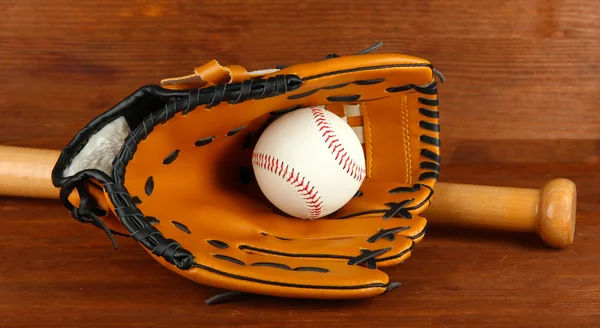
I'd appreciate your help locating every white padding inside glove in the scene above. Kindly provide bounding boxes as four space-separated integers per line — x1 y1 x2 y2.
63 116 130 177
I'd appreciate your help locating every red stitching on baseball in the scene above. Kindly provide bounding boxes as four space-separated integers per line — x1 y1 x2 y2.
310 107 366 182
335 147 345 160
253 152 324 218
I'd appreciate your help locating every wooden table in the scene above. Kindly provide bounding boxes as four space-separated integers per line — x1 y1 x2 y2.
2 0 599 326
2 163 598 328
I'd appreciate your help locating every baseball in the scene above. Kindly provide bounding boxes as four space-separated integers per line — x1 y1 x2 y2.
252 106 366 219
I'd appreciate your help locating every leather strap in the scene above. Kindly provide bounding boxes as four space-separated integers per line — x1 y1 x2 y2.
160 60 279 90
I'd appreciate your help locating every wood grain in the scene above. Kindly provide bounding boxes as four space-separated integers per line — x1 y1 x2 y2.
1 163 598 328
0 146 59 199
1 0 599 164
1 1 599 326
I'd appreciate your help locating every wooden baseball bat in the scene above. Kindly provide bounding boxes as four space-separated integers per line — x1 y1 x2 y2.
0 145 576 248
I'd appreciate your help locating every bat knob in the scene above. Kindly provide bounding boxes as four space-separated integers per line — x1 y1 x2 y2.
537 178 577 248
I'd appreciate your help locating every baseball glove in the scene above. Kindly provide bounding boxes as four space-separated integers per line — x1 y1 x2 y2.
52 43 443 304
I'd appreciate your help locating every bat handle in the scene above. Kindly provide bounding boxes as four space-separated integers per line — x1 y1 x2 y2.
0 145 60 199
427 179 577 248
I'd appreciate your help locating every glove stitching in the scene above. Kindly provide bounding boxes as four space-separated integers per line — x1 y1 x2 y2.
286 78 383 101
162 149 180 165
367 226 411 243
238 244 350 260
362 104 373 180
401 95 412 185
417 93 440 184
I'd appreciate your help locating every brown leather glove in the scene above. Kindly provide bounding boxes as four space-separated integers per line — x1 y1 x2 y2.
52 43 443 304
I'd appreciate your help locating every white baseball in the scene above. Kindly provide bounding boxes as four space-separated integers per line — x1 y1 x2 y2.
252 106 366 219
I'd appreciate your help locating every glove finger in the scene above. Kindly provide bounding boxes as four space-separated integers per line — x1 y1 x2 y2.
178 246 394 300
335 181 434 222
264 214 427 243
142 200 426 245
237 231 415 268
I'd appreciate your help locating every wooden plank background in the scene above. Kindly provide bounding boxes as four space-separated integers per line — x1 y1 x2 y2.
1 1 599 327
1 0 599 163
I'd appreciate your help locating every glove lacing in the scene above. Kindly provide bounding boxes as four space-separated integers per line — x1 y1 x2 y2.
61 178 123 249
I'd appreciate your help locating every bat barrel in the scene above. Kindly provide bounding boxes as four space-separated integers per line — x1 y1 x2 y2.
425 179 577 248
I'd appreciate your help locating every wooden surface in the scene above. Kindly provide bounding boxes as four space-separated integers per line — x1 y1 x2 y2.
1 163 598 327
2 0 599 327
1 0 599 164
